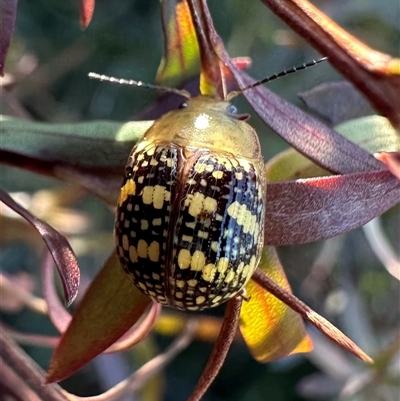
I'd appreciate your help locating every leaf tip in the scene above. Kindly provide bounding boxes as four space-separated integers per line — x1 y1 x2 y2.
387 58 400 75
62 270 80 307
79 0 95 30
45 364 63 384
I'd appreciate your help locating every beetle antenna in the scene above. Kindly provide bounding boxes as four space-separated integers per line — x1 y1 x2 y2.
227 57 327 101
88 72 191 99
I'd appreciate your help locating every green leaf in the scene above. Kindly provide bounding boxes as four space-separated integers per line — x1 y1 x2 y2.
336 116 400 151
240 247 312 362
46 251 151 383
1 117 153 204
1 117 153 169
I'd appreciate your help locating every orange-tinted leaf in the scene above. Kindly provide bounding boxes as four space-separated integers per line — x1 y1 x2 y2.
79 0 95 30
46 251 151 383
240 247 312 362
157 0 200 87
259 0 400 128
187 0 233 98
251 268 373 363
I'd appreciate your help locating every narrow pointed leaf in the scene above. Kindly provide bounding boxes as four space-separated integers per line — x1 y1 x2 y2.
363 218 400 281
46 251 151 383
0 0 18 76
42 252 72 333
251 269 373 363
0 117 152 170
79 0 95 30
187 0 232 98
157 0 200 87
265 170 400 245
259 0 400 128
105 303 161 353
227 62 383 175
180 2 386 175
240 247 312 362
0 189 80 306
1 118 151 204
266 116 400 182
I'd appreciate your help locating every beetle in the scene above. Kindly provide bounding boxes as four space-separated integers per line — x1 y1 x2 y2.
114 94 265 310
89 57 325 311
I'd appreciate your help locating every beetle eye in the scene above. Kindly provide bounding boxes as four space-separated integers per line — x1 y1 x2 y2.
179 101 188 109
227 104 237 115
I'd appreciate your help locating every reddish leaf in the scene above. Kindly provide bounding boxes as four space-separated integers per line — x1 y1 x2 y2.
105 303 161 353
79 0 95 30
46 251 151 383
42 252 72 333
0 189 80 306
183 2 384 176
265 115 400 182
227 61 383 175
259 0 400 128
158 0 252 92
264 170 400 245
0 0 18 76
43 249 161 353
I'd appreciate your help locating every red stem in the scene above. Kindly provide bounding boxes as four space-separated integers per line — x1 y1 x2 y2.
187 296 243 401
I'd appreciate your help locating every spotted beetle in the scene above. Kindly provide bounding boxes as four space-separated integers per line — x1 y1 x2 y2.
114 95 265 310
89 57 326 311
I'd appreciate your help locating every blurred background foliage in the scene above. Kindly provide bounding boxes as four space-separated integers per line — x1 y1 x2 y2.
1 0 399 400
